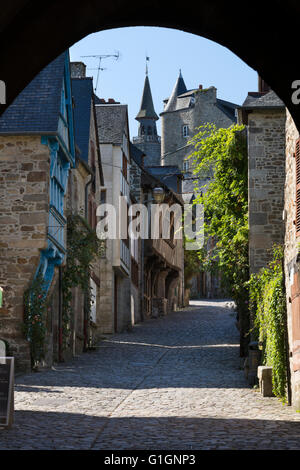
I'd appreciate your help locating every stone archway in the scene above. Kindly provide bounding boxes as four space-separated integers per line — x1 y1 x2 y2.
0 1 300 129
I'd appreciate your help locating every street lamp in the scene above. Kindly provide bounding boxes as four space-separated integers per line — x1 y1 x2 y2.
152 187 165 204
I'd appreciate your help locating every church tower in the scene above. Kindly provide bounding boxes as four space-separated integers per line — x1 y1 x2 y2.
132 70 161 166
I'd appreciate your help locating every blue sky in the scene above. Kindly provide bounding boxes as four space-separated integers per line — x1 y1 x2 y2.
70 27 257 138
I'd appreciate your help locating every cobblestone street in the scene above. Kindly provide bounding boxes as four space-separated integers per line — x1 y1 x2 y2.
1 300 300 450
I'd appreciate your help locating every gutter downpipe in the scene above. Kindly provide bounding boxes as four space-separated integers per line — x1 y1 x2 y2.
83 173 94 351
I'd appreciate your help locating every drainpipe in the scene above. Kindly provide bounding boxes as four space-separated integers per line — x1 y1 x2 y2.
83 173 94 351
58 266 63 362
84 174 94 221
140 191 145 322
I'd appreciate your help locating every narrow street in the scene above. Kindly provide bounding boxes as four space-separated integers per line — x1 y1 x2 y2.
1 300 300 450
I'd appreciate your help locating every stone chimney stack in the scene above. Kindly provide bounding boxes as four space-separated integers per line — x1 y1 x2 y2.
258 75 271 93
70 62 86 79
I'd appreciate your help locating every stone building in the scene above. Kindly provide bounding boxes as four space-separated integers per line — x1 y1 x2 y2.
60 62 104 358
130 143 184 318
132 72 161 166
160 71 238 178
161 71 238 299
95 100 140 333
239 79 300 406
0 51 75 370
238 88 286 274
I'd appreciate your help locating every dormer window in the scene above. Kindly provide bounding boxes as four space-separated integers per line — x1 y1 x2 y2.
182 125 189 137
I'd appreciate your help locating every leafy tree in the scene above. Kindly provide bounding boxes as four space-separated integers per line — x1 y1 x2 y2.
188 123 249 355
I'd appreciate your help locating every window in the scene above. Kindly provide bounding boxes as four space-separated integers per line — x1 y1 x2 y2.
131 257 139 287
100 189 106 205
183 160 189 172
182 125 189 137
122 153 128 181
295 138 300 237
99 189 107 224
90 143 96 194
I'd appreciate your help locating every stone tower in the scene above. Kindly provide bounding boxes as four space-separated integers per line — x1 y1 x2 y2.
160 71 238 175
132 71 161 166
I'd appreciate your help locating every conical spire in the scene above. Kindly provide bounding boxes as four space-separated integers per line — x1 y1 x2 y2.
135 74 159 121
164 70 187 113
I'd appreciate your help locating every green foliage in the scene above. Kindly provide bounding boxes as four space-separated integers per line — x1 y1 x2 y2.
61 214 102 349
23 273 47 368
249 245 287 401
188 123 249 310
184 248 202 288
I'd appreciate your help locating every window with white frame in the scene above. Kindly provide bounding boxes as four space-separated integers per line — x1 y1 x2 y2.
183 160 190 172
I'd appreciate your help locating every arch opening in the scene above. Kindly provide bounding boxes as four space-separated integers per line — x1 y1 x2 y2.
0 1 299 129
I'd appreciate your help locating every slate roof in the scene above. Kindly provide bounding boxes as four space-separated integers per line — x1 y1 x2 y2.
163 71 188 113
216 98 239 122
242 90 285 109
71 77 93 163
139 166 183 205
147 165 182 194
162 75 239 121
95 104 128 144
130 142 145 166
0 52 66 134
135 75 159 121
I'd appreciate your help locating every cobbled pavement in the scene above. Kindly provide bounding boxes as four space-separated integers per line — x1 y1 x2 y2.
1 300 300 450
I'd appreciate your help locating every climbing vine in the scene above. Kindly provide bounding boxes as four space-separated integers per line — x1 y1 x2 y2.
249 245 287 401
61 214 102 348
23 273 47 368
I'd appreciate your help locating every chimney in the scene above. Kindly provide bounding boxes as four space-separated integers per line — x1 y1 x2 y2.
258 75 271 93
199 84 203 90
108 98 115 103
70 62 86 79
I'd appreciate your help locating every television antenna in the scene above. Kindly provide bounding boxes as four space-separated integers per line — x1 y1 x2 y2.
81 51 120 94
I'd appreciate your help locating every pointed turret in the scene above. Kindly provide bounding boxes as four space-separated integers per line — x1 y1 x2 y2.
135 74 159 121
132 71 161 166
164 70 187 113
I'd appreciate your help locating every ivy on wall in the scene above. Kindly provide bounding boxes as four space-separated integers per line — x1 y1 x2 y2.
61 214 103 349
249 245 287 401
24 214 103 366
23 273 47 368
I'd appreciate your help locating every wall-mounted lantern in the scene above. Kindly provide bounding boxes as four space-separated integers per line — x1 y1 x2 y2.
152 187 165 204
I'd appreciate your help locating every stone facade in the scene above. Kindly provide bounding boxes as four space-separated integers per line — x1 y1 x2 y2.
243 109 286 273
96 103 135 334
130 145 184 319
0 135 50 370
132 136 161 167
161 86 235 170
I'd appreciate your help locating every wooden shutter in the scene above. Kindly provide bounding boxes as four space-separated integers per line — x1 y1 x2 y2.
290 271 300 371
296 138 300 237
